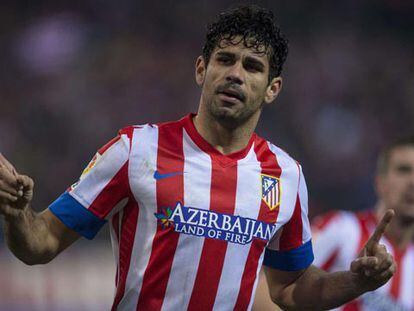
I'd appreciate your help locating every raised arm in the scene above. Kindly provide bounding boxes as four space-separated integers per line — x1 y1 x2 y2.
264 210 396 310
0 154 80 265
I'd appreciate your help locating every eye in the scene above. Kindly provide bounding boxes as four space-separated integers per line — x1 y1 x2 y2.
245 64 261 72
217 56 232 65
244 60 264 73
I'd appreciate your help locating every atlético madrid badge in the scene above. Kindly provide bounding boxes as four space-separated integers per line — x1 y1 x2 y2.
261 174 281 210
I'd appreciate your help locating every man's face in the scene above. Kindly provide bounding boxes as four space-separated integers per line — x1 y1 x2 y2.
196 37 281 127
377 146 414 219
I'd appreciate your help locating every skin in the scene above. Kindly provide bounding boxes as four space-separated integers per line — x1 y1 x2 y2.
0 36 397 310
254 146 414 309
194 37 281 154
376 145 414 250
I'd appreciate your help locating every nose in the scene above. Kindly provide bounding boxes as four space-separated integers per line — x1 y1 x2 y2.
226 61 244 85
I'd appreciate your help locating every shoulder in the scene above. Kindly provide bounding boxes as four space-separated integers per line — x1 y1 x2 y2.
117 123 159 146
255 136 301 179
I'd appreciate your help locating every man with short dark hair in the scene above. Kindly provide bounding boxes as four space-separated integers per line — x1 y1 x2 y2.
0 5 396 310
310 137 414 310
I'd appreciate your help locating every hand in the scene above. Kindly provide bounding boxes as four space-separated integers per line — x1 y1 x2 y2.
0 153 34 218
350 210 397 291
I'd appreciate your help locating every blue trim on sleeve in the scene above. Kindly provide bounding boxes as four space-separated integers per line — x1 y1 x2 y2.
49 192 106 240
263 240 314 271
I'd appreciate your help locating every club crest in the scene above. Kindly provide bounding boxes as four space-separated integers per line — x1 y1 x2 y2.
261 174 281 210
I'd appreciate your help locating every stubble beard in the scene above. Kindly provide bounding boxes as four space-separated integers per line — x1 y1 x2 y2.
205 93 263 130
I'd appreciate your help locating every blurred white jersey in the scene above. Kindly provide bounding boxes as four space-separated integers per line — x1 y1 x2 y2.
49 114 314 311
313 210 414 311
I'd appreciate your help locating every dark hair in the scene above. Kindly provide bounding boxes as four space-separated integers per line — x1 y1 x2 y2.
377 136 414 175
202 4 288 80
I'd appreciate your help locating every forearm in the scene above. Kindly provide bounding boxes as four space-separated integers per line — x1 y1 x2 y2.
275 266 368 310
3 207 59 265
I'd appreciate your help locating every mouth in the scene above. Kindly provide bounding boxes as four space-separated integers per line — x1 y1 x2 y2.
216 87 245 103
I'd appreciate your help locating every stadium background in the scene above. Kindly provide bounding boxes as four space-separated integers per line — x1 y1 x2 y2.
0 0 413 310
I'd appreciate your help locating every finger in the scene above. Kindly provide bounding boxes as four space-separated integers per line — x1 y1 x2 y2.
370 244 393 271
0 153 17 175
0 189 18 202
17 175 34 190
377 252 394 272
366 210 395 247
374 263 396 281
0 180 19 196
0 167 19 187
350 256 378 273
16 175 34 202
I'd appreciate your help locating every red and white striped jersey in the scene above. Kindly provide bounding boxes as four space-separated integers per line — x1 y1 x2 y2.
49 114 313 311
313 210 414 311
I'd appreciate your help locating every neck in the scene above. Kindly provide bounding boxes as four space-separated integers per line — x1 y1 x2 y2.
193 102 260 155
376 203 414 250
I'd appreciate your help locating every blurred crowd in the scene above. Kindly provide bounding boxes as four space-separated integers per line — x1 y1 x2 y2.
1 0 413 228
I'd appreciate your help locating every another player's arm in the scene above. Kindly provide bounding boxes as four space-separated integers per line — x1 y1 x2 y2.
0 154 80 265
265 210 396 310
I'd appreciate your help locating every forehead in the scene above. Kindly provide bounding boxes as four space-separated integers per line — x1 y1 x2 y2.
389 146 414 166
213 36 270 61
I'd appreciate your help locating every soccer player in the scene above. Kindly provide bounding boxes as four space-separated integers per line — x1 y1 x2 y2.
311 137 414 310
253 137 414 310
0 5 396 311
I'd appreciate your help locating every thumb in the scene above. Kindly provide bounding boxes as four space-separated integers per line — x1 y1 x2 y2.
16 175 34 203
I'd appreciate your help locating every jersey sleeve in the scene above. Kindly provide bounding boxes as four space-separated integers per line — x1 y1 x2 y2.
263 165 314 271
49 127 134 239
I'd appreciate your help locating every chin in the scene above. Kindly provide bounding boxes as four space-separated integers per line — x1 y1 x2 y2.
210 105 240 121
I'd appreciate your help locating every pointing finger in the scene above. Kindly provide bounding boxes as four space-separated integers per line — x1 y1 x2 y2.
366 210 394 250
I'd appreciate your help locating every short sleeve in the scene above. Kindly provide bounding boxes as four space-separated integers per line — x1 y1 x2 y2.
263 165 314 271
49 127 133 239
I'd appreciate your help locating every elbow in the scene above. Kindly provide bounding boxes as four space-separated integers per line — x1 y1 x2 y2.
20 256 53 266
269 289 291 310
14 249 57 266
268 287 318 311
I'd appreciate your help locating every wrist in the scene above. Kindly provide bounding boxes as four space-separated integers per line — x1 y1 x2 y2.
4 205 31 223
349 271 376 293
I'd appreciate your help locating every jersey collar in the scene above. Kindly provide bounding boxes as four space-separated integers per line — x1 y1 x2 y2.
181 113 256 167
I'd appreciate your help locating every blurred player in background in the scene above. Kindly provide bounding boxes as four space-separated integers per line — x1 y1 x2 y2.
253 136 414 310
312 136 414 310
0 5 397 311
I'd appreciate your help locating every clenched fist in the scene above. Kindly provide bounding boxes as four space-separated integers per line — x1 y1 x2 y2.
0 153 34 218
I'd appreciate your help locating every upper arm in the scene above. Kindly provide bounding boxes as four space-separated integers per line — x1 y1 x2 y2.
48 127 133 241
261 164 314 304
263 164 313 271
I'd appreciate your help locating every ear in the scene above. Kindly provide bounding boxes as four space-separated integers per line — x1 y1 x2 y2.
264 77 282 104
195 56 206 86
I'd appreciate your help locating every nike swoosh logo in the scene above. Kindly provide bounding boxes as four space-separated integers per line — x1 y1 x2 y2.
153 170 183 180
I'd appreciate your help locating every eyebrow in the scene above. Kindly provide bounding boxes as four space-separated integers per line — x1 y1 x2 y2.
216 51 235 58
215 51 265 68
